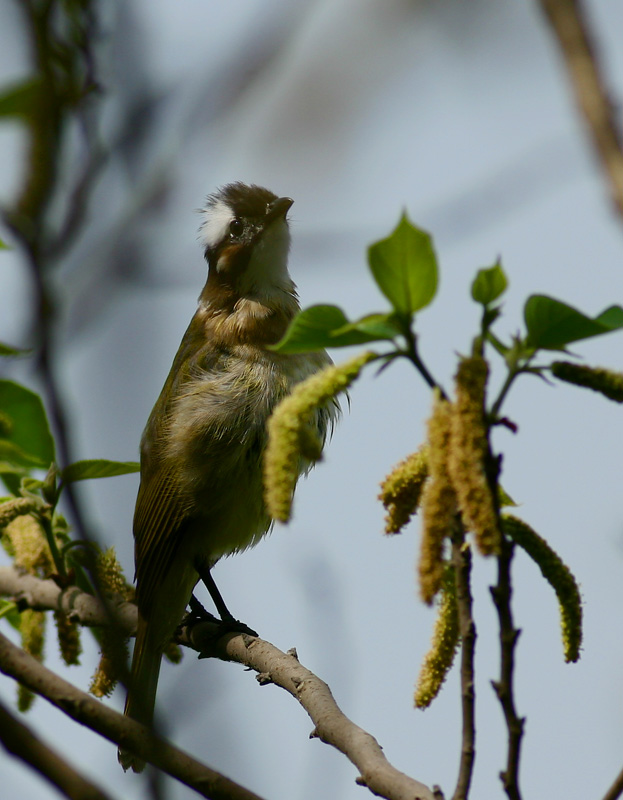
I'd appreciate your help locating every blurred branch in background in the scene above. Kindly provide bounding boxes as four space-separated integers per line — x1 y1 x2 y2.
2 0 106 543
0 697 113 800
538 0 623 223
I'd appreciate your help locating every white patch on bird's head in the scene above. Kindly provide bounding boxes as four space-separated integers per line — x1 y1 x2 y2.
198 198 235 251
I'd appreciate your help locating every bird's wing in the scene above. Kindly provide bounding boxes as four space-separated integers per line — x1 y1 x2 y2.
132 462 192 614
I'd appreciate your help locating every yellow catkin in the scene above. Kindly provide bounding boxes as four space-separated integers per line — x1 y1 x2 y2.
89 628 129 698
551 361 623 403
3 514 54 577
54 610 82 666
379 445 429 534
18 608 46 711
163 640 183 664
414 566 460 708
418 394 457 604
264 351 375 522
0 497 39 530
502 515 582 662
448 356 501 556
94 547 134 600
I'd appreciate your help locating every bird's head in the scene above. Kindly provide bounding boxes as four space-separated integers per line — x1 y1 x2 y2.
199 182 295 303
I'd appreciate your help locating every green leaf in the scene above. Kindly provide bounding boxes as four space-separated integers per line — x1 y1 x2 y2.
471 261 508 306
498 485 517 508
0 599 22 630
0 440 44 467
0 382 54 467
271 305 398 353
0 341 31 357
367 213 438 316
524 296 623 350
331 312 403 342
486 331 510 356
61 459 140 483
0 238 9 250
0 79 41 118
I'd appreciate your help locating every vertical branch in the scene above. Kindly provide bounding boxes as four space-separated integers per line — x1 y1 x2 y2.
5 0 100 545
538 0 623 222
450 532 476 800
490 538 524 800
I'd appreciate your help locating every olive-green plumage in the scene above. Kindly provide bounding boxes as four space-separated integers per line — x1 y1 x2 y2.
119 184 335 771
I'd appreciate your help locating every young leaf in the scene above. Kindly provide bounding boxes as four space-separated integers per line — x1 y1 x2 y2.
471 261 508 306
0 341 31 357
368 214 438 316
61 460 140 483
0 381 55 467
332 313 402 342
524 296 623 350
272 305 396 353
0 79 41 118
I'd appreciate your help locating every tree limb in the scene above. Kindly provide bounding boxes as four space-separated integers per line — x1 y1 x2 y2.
538 0 623 221
0 630 266 800
0 567 436 800
181 621 434 800
0 697 114 800
0 566 136 632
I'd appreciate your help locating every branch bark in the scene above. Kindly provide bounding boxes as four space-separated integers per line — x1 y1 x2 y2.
490 539 524 800
450 537 476 800
182 622 434 800
0 697 113 800
0 567 436 800
0 630 266 800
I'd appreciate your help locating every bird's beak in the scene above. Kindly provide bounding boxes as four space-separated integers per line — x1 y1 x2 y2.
265 196 294 224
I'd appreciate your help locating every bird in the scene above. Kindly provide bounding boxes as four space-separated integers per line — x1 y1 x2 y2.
118 182 336 771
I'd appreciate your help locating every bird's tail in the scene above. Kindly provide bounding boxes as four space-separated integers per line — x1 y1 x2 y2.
118 615 162 772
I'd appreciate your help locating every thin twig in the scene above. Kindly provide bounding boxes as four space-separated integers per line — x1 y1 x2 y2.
538 0 623 221
0 697 114 800
0 631 266 800
490 538 524 800
450 535 476 800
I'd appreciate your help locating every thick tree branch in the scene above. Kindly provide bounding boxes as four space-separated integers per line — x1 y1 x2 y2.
0 697 113 800
0 566 136 632
0 567 436 800
538 0 623 221
0 630 265 800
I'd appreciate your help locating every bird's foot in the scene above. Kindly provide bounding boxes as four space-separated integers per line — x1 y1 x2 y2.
179 595 258 658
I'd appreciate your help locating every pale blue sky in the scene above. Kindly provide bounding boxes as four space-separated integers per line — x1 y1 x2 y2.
1 2 623 799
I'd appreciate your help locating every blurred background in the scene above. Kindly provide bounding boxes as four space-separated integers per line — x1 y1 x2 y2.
1 1 622 798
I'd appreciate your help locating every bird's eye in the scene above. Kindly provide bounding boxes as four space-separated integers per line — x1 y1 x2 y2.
229 218 244 237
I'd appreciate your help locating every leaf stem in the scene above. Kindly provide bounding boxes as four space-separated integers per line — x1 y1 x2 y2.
403 325 447 398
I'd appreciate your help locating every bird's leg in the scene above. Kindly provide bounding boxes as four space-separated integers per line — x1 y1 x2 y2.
188 594 219 623
194 562 258 637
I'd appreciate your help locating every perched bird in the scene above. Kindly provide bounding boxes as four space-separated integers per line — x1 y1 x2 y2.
119 183 336 771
